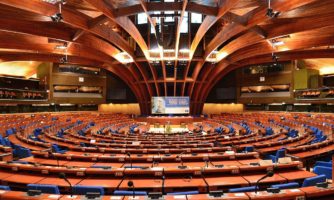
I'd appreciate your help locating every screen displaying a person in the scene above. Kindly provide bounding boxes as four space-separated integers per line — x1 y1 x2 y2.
152 97 165 114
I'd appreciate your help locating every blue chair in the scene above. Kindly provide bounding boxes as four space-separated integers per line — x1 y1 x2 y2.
27 184 60 194
302 175 327 187
113 190 147 196
51 144 67 154
73 186 104 195
228 186 257 193
244 146 254 152
313 166 332 179
271 182 299 189
167 191 199 195
268 149 285 163
315 161 332 168
0 185 10 190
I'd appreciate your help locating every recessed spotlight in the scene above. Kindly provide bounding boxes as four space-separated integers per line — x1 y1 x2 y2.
51 13 63 22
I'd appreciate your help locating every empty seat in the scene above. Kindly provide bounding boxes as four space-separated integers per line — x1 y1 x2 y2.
302 175 326 187
73 185 104 195
271 182 299 189
27 184 60 194
114 190 147 196
313 166 332 179
228 186 257 193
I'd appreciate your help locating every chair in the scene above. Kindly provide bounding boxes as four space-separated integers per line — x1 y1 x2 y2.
27 184 60 194
73 186 104 195
228 186 257 193
0 185 10 190
51 144 67 154
313 166 332 179
302 175 327 187
244 146 254 152
268 149 286 163
270 182 299 189
315 161 332 168
113 190 147 196
167 191 199 195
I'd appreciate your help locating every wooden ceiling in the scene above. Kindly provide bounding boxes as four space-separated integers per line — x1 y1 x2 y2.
0 0 333 114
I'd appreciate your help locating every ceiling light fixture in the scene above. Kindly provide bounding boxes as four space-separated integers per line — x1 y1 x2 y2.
266 0 280 18
50 0 66 22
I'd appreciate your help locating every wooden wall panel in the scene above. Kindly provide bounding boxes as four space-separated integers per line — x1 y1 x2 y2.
202 103 244 114
98 103 140 115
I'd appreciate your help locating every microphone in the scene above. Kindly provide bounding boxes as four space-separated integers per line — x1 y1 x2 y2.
47 151 60 168
255 171 274 193
128 180 135 199
59 173 73 197
176 152 186 169
161 176 165 194
126 152 132 169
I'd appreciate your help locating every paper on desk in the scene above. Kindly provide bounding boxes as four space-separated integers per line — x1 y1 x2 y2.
290 189 301 192
234 193 246 196
110 197 122 200
48 194 61 199
174 195 186 199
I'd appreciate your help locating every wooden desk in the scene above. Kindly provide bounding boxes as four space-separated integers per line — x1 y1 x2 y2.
205 176 249 190
118 178 163 192
37 177 83 187
0 190 62 200
2 173 46 185
187 193 249 200
242 174 286 185
247 189 305 200
278 170 316 182
300 185 334 199
76 178 121 190
164 178 207 193
60 195 124 200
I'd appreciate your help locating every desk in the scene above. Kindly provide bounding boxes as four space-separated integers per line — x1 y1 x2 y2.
164 178 207 193
2 173 46 185
138 116 203 125
0 190 62 200
300 185 334 199
278 170 316 182
247 189 305 200
205 176 249 191
60 195 123 200
187 193 249 200
37 177 83 187
76 178 121 193
118 178 163 192
243 174 286 185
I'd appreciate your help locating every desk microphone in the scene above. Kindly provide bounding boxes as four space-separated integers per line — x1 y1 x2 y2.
47 151 60 167
59 173 73 197
176 152 186 169
126 152 132 169
255 171 274 194
128 180 135 199
161 176 165 194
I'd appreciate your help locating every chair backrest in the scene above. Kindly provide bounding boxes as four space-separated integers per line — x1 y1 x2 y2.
276 149 285 158
0 185 10 191
271 182 299 189
167 191 199 195
302 175 327 187
113 190 147 196
27 184 60 194
73 185 104 195
245 146 254 152
228 186 257 193
313 166 332 179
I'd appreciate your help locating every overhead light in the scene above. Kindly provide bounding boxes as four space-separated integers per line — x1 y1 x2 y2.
115 52 133 64
216 52 228 60
266 0 280 18
179 49 190 53
55 44 67 50
60 56 68 64
271 40 284 46
51 13 63 22
43 0 66 4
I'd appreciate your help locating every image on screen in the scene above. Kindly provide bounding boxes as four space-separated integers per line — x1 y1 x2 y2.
151 97 190 114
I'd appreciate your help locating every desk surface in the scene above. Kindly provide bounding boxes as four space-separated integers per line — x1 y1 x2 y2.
77 178 121 188
205 176 249 187
119 178 163 189
278 170 316 181
37 177 83 187
242 174 286 185
247 189 305 200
